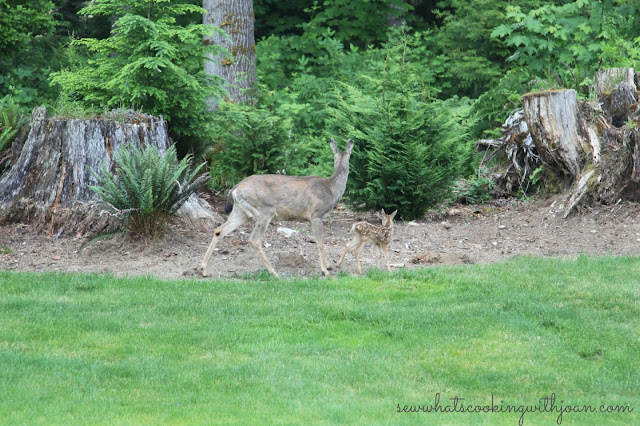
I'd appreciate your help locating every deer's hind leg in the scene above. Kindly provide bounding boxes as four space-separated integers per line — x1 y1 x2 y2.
248 214 279 278
200 207 250 276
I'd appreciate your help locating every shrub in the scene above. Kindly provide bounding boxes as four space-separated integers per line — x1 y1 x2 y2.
90 144 207 238
0 95 28 173
207 101 327 191
450 170 495 204
325 35 476 220
50 1 227 154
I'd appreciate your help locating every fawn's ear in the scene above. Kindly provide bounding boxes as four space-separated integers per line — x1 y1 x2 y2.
390 210 398 219
381 208 387 216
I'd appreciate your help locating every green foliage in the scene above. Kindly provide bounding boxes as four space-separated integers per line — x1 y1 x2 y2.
0 0 61 107
326 35 476 220
254 0 412 47
50 0 227 153
451 169 495 204
0 96 28 173
207 101 327 190
472 69 532 133
90 144 207 238
302 0 411 48
492 0 640 94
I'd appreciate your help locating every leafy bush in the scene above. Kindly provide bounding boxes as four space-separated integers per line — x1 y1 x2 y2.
450 170 495 204
90 144 207 238
207 101 328 191
325 36 476 220
0 0 61 108
50 0 227 154
492 1 640 94
0 95 28 173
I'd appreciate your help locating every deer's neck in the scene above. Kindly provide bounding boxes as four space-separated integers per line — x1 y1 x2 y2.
326 161 350 201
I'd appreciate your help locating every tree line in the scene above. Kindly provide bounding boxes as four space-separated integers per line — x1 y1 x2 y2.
0 0 639 219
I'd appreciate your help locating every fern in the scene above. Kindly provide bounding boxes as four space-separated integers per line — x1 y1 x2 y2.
90 144 207 238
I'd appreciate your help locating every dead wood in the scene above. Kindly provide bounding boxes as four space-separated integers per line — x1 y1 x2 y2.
481 67 640 217
0 106 215 236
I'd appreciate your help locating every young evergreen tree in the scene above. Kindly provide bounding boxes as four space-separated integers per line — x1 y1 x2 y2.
326 35 476 219
50 0 226 152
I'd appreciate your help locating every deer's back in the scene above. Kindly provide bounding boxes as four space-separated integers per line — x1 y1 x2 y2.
232 174 337 220
353 222 393 244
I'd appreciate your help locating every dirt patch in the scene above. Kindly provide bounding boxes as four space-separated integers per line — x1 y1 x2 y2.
2 194 640 279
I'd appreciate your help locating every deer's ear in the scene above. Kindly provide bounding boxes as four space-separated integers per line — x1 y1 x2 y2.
381 208 387 216
330 138 338 154
391 210 398 218
345 139 354 155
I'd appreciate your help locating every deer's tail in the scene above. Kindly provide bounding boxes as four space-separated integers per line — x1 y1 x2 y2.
224 189 235 215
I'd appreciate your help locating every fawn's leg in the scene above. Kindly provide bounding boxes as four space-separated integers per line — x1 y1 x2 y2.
336 237 359 269
200 208 250 276
353 240 366 274
311 218 330 276
374 244 383 269
381 243 391 271
249 215 279 278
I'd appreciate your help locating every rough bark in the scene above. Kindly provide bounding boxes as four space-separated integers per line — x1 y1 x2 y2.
515 68 640 217
387 1 407 29
203 0 256 107
522 89 594 184
0 107 216 236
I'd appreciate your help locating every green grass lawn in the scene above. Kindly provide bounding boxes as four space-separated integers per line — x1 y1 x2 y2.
1 255 639 424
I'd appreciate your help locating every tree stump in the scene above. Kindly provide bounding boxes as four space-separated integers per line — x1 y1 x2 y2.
0 107 217 236
517 68 640 217
521 89 596 184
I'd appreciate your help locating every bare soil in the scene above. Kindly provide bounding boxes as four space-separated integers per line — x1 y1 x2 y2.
2 194 640 280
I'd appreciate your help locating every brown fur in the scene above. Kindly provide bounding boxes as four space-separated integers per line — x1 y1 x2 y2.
200 138 354 278
336 209 398 274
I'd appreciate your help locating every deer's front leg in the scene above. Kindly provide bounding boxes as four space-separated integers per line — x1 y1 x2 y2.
311 218 330 275
200 208 249 277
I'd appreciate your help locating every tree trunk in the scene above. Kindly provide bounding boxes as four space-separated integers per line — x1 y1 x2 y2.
203 0 256 107
0 107 216 236
387 1 407 29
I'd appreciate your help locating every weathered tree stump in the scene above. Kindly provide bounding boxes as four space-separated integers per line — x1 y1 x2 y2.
595 67 637 97
518 69 640 217
522 89 597 184
480 68 640 217
0 107 216 236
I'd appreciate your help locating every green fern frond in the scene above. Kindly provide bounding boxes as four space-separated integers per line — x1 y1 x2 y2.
89 143 207 238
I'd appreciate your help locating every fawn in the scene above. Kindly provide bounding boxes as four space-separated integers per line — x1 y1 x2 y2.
336 208 398 274
200 138 354 278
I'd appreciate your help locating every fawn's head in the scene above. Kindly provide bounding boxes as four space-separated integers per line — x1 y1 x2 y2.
380 209 398 227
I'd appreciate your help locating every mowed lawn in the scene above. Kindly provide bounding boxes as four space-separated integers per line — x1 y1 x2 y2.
1 256 639 425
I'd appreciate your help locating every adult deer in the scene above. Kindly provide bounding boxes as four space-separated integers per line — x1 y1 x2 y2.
200 138 354 278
